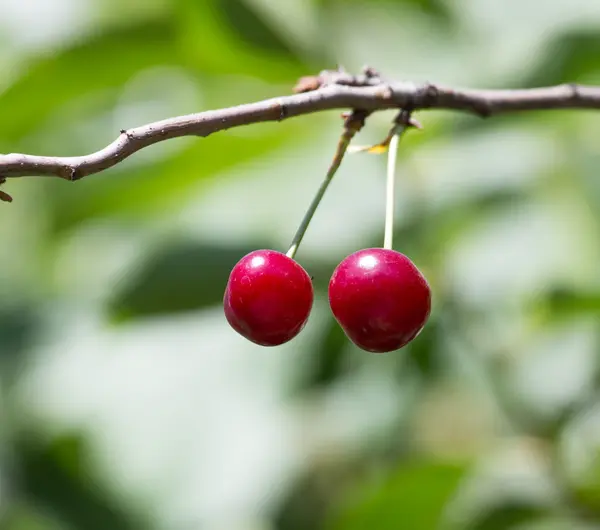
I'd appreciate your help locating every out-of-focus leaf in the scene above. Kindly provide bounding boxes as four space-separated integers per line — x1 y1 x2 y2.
325 461 466 530
542 287 600 319
175 0 307 80
274 470 338 530
13 434 146 530
0 305 39 386
1 503 64 530
108 240 272 321
47 122 308 232
466 501 547 530
522 30 600 86
0 20 180 143
570 450 600 515
274 459 369 530
315 0 452 22
97 0 173 26
218 0 296 55
0 305 38 359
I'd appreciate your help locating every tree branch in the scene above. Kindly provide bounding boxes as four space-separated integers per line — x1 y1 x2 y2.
1 69 600 181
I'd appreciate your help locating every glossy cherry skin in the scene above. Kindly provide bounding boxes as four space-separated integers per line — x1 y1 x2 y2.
329 248 431 353
224 249 314 346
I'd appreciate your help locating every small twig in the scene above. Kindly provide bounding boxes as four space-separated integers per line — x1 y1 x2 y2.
0 70 599 183
0 177 12 202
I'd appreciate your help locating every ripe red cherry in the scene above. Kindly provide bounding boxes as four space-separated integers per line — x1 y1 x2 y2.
224 249 314 346
329 248 431 353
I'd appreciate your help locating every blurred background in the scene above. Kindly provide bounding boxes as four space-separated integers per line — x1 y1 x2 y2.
1 0 600 528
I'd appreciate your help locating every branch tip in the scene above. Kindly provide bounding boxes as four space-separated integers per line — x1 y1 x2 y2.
362 65 380 78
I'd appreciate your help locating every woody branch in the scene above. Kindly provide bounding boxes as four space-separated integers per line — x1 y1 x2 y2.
1 68 599 186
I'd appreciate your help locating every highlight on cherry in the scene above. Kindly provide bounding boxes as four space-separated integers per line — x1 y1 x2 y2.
223 110 431 353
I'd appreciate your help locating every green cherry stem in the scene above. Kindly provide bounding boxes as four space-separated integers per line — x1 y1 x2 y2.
383 131 400 250
286 131 354 260
382 113 417 250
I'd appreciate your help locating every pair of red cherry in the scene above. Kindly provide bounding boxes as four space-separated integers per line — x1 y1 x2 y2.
223 247 431 353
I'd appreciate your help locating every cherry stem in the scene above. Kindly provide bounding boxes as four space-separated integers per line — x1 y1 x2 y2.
383 132 400 250
383 110 416 250
286 131 354 260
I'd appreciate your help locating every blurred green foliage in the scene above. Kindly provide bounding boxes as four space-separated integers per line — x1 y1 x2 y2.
326 461 467 530
1 0 600 529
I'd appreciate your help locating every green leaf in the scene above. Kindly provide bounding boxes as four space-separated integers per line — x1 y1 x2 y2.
467 501 547 530
573 450 600 511
315 0 452 22
13 434 146 530
326 461 466 530
522 30 600 86
274 462 359 530
0 305 38 358
46 121 307 232
543 287 600 319
0 20 180 144
0 305 39 386
218 0 297 55
2 503 65 530
175 0 308 81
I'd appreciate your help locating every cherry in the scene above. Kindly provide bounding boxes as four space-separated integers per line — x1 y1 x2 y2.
224 249 313 346
328 248 431 353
